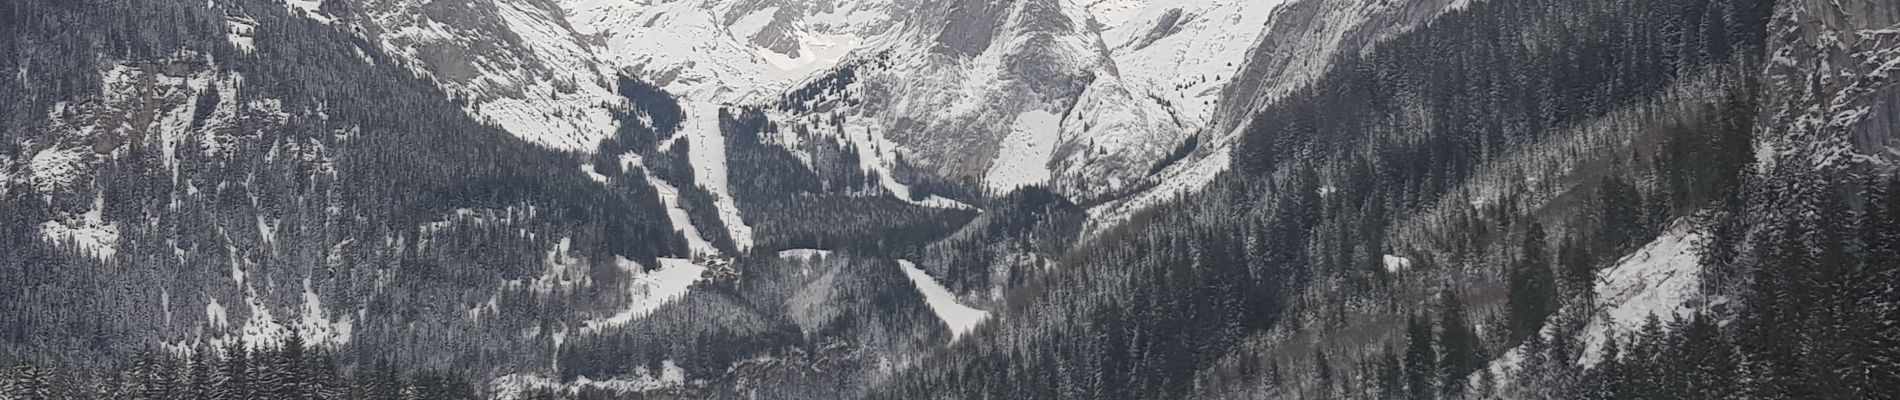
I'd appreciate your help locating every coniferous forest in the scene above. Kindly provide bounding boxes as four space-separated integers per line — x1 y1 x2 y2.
3 0 1898 398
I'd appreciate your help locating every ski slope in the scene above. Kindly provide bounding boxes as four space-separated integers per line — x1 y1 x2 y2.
898 260 990 341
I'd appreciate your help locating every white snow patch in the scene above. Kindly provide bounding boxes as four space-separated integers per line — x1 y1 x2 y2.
579 257 707 333
237 292 293 348
205 298 230 330
226 15 257 53
255 215 277 247
755 33 864 75
777 248 833 261
1578 228 1704 366
161 288 174 327
581 163 610 184
984 110 1064 191
299 278 354 347
897 260 990 341
1085 145 1229 234
1383 254 1412 273
278 0 334 23
491 360 687 399
27 147 87 194
506 237 593 294
38 192 120 260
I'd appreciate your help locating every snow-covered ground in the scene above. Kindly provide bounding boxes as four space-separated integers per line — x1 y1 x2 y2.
561 0 896 102
897 260 990 341
1578 227 1705 366
1087 0 1288 130
1083 145 1229 233
755 33 865 75
984 110 1064 191
641 164 722 257
298 277 354 347
672 102 755 251
1383 254 1413 274
38 192 120 260
579 258 708 333
1479 225 1707 391
777 248 833 261
491 360 687 400
225 14 257 53
277 0 334 23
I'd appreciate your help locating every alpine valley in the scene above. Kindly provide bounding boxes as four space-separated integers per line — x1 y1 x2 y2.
1 0 1896 398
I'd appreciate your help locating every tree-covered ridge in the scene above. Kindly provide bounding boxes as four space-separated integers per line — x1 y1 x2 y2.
870 0 1784 397
3 335 479 400
1 0 686 380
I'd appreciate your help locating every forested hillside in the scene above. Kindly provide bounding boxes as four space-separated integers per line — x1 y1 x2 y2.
3 0 1897 398
1 0 688 385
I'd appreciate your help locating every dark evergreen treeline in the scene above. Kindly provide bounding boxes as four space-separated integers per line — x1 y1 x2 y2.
555 252 947 398
869 172 1307 400
1 335 476 400
1474 174 1900 399
918 186 1086 296
718 106 978 256
1237 0 1772 213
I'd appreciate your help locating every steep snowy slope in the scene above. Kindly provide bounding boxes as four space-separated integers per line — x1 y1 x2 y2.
294 0 1308 208
1083 0 1286 135
754 0 1176 200
1210 0 1466 142
1088 0 1466 229
302 0 922 255
559 0 912 102
307 0 622 151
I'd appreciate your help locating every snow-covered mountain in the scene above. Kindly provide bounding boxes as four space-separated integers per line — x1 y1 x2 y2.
284 0 1309 205
10 0 1893 398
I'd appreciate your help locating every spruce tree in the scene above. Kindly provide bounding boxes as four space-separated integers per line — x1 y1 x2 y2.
1404 315 1438 400
1508 223 1558 343
1437 290 1485 397
189 346 214 400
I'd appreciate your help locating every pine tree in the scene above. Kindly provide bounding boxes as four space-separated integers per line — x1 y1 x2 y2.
189 346 215 400
216 339 251 400
1316 348 1335 399
1437 290 1485 397
8 363 55 400
1672 314 1738 400
1507 223 1558 343
1404 315 1438 400
1598 178 1644 251
280 331 309 399
1629 314 1669 398
1592 335 1628 400
1559 235 1596 304
1379 344 1405 400
1866 179 1900 400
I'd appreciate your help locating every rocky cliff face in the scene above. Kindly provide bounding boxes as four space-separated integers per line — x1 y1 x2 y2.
1758 0 1900 170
